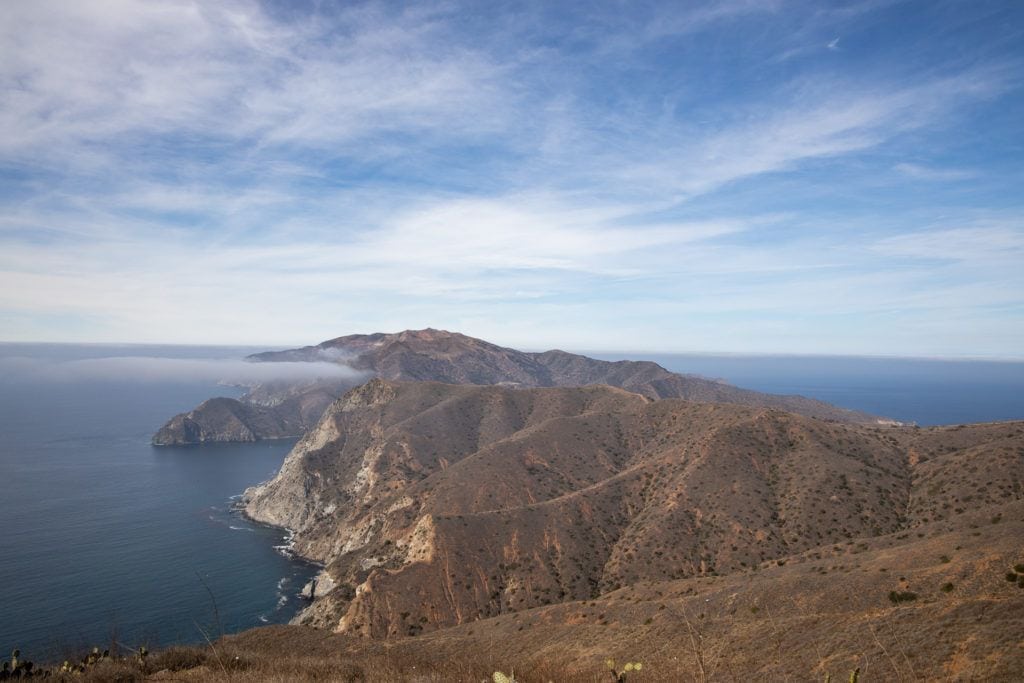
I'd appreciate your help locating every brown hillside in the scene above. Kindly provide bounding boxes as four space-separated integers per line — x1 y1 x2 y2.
213 503 1024 681
243 380 1023 649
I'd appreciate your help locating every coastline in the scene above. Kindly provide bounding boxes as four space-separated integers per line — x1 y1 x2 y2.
232 494 327 624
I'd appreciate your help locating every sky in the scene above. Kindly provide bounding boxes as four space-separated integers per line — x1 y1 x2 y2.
1 0 1022 357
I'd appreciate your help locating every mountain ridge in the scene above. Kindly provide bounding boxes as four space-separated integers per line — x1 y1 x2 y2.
154 329 882 445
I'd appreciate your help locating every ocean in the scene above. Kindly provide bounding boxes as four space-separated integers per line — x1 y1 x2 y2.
0 344 319 662
589 353 1024 426
2 343 1023 662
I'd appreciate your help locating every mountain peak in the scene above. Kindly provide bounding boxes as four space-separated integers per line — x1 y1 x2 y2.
390 328 479 345
395 327 457 340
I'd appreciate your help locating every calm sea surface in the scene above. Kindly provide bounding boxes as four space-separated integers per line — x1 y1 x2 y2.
2 344 1023 661
0 344 317 662
592 352 1024 425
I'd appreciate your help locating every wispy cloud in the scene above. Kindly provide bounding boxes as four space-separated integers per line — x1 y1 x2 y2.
872 223 1024 263
893 162 978 181
0 1 506 167
597 69 1007 198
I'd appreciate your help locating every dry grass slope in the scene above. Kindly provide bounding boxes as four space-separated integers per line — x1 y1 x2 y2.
235 379 1024 680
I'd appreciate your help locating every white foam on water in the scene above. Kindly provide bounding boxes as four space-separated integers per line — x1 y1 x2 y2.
272 528 297 558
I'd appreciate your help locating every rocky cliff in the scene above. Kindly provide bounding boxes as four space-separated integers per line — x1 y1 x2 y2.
153 379 355 445
243 379 1024 639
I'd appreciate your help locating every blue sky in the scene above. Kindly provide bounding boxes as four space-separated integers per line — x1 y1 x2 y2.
1 0 1022 356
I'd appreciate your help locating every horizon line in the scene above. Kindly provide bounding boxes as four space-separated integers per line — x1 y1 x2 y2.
2 338 1023 364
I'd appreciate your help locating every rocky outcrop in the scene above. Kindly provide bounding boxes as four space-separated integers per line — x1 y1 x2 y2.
300 570 337 600
153 397 265 444
152 379 354 446
242 379 1024 639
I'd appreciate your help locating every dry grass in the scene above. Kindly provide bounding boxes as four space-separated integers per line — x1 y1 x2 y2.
245 380 1024 646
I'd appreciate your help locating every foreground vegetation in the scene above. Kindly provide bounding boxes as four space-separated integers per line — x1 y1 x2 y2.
3 640 868 682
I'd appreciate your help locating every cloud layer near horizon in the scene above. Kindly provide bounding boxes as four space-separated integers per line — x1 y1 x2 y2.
0 355 361 385
1 0 1022 357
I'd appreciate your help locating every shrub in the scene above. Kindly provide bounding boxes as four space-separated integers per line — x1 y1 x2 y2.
80 659 145 682
888 590 918 604
941 583 955 593
146 647 207 673
605 658 643 681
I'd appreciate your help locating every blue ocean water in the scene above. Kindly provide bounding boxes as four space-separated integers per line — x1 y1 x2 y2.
0 344 318 662
592 352 1024 425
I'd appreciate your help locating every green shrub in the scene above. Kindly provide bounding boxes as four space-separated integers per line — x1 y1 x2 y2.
605 658 643 680
941 583 955 593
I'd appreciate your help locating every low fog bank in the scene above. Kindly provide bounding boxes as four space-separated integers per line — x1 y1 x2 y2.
0 355 364 385
308 347 355 363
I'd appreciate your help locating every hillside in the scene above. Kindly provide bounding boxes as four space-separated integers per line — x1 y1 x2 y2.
242 379 1024 663
154 329 879 444
222 504 1024 681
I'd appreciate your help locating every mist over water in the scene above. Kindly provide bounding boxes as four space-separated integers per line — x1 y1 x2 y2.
0 343 360 385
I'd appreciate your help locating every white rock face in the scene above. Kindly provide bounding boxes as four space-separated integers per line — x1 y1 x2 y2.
300 570 337 600
244 379 402 565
